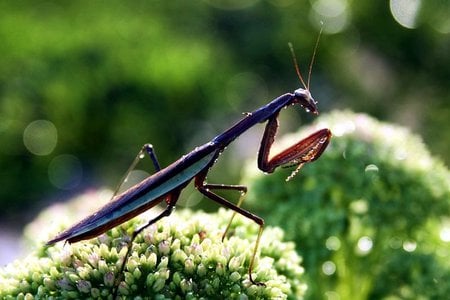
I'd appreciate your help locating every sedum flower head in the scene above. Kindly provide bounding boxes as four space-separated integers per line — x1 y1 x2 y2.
1 190 306 299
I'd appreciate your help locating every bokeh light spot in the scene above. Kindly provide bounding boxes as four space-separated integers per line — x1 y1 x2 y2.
389 0 421 29
440 224 450 242
325 236 341 251
322 260 336 275
357 236 373 254
48 154 83 190
23 120 58 156
365 164 379 173
402 239 417 252
179 190 203 208
310 0 350 34
350 199 368 214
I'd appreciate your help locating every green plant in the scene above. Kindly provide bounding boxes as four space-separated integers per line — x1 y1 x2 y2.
242 110 450 299
1 190 306 299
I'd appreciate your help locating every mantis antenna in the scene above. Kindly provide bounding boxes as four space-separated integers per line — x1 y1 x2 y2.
288 26 324 90
288 42 308 90
307 26 323 89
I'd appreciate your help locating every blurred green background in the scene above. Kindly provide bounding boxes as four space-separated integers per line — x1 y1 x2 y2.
0 0 448 284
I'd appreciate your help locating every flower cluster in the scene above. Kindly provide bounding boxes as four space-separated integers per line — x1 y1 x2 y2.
1 191 306 299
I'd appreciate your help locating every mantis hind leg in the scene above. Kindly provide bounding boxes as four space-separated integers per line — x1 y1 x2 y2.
195 171 265 286
197 183 248 241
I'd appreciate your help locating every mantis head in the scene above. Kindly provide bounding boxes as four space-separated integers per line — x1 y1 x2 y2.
293 88 319 115
289 29 323 116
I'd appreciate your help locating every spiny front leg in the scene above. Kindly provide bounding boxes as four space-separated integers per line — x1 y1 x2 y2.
258 114 331 180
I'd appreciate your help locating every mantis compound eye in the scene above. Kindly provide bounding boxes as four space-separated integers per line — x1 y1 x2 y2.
294 88 318 114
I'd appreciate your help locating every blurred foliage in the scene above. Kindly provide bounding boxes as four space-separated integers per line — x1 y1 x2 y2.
0 1 448 241
1 190 306 299
242 110 450 299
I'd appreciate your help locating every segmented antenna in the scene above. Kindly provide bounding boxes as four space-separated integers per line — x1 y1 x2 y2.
288 42 308 90
288 26 324 90
307 26 323 89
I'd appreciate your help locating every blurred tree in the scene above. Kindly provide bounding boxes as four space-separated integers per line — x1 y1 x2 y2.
0 0 448 231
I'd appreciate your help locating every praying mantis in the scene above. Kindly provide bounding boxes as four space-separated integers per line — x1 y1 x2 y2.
47 41 332 297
